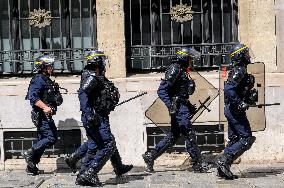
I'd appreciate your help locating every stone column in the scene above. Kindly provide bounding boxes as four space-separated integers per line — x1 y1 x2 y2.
276 0 284 72
239 0 277 72
96 0 126 78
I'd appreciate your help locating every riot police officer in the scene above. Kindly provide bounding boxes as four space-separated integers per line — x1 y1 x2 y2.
22 54 63 175
216 43 257 180
75 50 132 186
142 47 210 173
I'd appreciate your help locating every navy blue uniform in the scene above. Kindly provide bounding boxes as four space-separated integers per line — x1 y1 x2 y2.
143 62 209 173
28 74 59 164
76 69 132 183
155 63 200 159
223 66 256 158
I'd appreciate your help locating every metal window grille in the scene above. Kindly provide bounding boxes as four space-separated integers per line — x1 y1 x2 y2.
146 124 225 153
0 0 97 75
124 0 239 71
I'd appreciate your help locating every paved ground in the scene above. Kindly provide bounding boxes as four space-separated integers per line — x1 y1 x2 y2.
0 163 284 188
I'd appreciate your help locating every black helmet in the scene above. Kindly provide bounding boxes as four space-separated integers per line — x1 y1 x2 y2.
176 47 201 63
34 54 56 70
86 50 107 68
230 43 251 65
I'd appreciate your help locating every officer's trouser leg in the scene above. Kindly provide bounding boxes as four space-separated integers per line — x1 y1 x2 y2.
77 117 116 186
22 117 57 175
142 116 179 172
32 118 58 164
218 108 255 179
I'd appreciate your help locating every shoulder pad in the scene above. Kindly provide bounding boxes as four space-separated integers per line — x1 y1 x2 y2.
165 63 181 83
80 70 99 93
228 66 246 84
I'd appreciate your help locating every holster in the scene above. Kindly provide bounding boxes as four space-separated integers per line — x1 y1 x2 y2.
170 97 180 116
31 110 40 127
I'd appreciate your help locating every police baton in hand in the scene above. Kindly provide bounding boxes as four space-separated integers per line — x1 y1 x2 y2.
249 103 280 108
116 92 148 107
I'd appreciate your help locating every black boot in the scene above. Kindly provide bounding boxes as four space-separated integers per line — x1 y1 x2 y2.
26 165 39 175
110 149 133 176
64 153 80 173
114 164 133 177
22 149 39 175
75 168 102 187
192 160 211 173
216 153 236 180
142 151 156 173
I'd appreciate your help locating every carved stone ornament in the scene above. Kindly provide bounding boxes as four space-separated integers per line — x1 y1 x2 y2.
28 9 52 28
170 4 194 23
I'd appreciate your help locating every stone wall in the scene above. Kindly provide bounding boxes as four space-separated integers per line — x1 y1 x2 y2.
96 0 126 78
239 0 277 72
0 72 284 170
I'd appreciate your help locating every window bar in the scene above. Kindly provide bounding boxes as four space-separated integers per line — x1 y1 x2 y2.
130 0 132 47
18 0 22 52
89 0 93 47
150 0 152 45
211 0 214 43
79 0 83 48
210 0 214 66
69 0 73 48
180 0 184 44
93 0 97 48
170 0 173 45
28 0 32 51
231 0 234 42
59 0 63 49
159 0 163 67
139 0 143 68
221 0 224 43
201 0 204 44
39 0 42 49
221 0 225 64
191 0 193 44
139 0 142 46
150 0 153 68
159 0 163 46
8 0 13 72
16 0 23 70
49 0 52 49
201 0 204 66
8 0 12 51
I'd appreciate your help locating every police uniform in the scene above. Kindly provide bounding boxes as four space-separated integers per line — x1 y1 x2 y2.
217 44 256 180
142 48 210 173
22 55 62 175
75 50 132 186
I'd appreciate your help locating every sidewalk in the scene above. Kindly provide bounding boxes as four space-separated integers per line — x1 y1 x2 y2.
0 163 284 188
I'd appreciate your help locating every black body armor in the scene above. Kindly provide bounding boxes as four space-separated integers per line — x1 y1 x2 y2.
165 63 195 99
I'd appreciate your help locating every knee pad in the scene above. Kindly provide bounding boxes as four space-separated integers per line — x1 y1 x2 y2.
240 136 256 151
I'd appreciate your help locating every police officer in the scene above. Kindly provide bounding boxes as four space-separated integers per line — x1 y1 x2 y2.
142 47 210 173
22 54 63 175
75 50 132 186
216 43 256 180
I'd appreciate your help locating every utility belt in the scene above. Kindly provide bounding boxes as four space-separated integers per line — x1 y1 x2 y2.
31 107 55 127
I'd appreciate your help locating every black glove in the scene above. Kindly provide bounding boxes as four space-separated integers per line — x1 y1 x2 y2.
86 113 100 126
169 97 179 116
238 101 249 112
